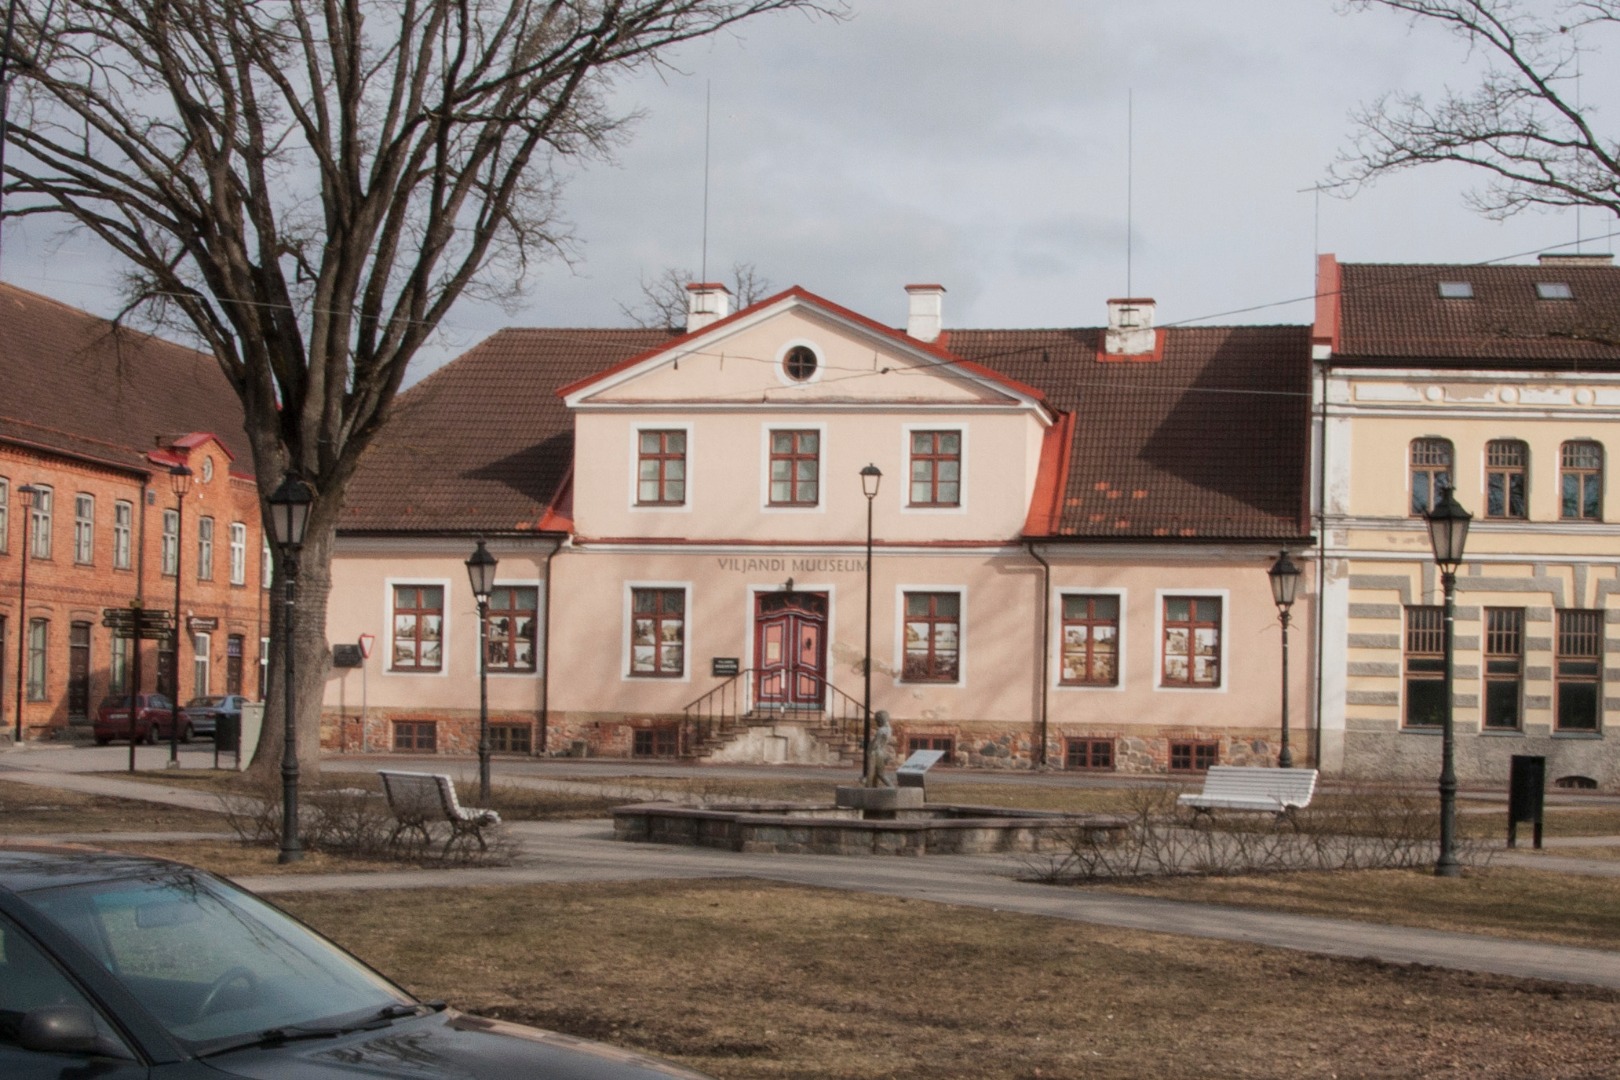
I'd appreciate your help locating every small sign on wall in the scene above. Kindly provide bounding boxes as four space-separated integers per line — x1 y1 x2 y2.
332 644 364 668
711 657 740 677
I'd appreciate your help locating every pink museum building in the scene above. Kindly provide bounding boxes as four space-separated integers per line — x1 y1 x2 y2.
323 282 1314 774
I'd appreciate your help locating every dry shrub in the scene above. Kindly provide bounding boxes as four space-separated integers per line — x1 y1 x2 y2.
1027 782 1491 883
216 771 513 866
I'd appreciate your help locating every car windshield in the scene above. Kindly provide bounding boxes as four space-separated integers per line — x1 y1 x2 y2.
20 870 409 1051
187 696 230 708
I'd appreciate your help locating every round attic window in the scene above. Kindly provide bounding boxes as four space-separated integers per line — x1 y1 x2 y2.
201 457 214 483
782 345 818 382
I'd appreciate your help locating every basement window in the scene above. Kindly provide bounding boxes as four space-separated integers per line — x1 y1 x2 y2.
1535 281 1574 300
1436 281 1474 299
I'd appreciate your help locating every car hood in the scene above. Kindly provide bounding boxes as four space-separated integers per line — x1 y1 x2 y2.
203 1009 713 1080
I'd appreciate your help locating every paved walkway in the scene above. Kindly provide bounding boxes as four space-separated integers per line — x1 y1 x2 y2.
2 743 1617 991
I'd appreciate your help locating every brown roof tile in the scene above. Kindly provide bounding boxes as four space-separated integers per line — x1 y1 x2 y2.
0 283 252 475
1334 262 1620 369
950 326 1313 541
339 327 676 533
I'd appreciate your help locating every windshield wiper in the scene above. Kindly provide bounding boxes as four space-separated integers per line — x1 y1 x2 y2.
204 1002 440 1056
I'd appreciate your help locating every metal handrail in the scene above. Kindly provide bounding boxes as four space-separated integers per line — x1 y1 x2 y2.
681 667 866 757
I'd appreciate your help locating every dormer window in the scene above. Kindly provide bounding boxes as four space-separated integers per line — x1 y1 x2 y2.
1437 281 1473 299
1536 281 1573 300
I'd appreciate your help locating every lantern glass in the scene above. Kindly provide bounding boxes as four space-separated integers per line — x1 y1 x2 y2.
1268 550 1301 610
169 463 193 498
267 474 314 548
860 463 882 500
465 540 498 602
1424 487 1472 572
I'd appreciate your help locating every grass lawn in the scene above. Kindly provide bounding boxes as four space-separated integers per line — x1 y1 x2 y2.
278 878 1620 1080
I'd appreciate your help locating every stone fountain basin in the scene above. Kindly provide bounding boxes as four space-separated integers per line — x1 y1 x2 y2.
611 800 1127 856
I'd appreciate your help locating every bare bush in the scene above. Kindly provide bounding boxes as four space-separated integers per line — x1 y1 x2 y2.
1026 783 1491 884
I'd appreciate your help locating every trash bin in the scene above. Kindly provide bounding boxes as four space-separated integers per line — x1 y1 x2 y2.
213 711 239 768
1507 754 1545 849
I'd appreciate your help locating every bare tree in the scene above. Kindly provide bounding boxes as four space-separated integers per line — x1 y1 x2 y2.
1333 0 1620 220
3 0 836 776
619 260 773 328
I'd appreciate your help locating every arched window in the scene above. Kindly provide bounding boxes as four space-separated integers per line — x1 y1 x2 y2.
1560 441 1603 521
1484 440 1528 519
1409 438 1453 516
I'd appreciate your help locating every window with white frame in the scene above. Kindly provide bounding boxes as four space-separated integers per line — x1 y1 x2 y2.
629 587 684 677
636 430 687 506
1059 594 1119 686
113 500 133 570
908 430 962 507
486 586 539 672
229 522 247 585
26 618 48 700
73 494 94 564
768 430 819 506
902 591 961 683
29 485 52 559
161 509 179 575
110 635 130 696
1161 596 1221 688
192 632 211 698
391 585 444 672
197 516 215 580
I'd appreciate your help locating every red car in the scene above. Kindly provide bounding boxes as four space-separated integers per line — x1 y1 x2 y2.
93 692 176 745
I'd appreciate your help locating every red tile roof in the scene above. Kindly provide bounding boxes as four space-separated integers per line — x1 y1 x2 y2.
1328 260 1620 369
950 326 1313 541
345 314 1312 542
0 282 252 475
338 327 676 533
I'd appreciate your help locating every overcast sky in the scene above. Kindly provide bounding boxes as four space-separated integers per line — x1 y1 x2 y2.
4 1 1615 382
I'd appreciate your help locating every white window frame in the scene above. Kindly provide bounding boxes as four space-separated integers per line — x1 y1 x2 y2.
759 422 828 514
773 337 827 388
383 577 452 679
29 485 52 559
485 579 546 679
629 423 694 513
197 516 215 580
900 424 969 516
192 631 211 699
113 500 133 570
73 494 94 564
620 581 692 683
1052 587 1127 692
161 509 179 575
1153 588 1230 694
229 522 247 585
893 584 967 688
262 537 274 588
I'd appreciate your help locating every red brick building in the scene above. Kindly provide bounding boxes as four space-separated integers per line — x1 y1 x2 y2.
0 283 270 742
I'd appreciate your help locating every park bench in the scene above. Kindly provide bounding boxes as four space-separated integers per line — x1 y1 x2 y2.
378 770 501 856
1177 766 1318 825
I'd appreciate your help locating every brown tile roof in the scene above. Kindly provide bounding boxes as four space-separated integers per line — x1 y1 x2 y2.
949 326 1313 541
0 282 252 474
339 327 676 533
350 316 1312 542
1332 261 1620 369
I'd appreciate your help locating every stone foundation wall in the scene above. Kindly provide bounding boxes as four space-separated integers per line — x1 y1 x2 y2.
1343 723 1614 790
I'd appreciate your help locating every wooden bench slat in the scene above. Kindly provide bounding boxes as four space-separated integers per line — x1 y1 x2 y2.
1177 766 1317 820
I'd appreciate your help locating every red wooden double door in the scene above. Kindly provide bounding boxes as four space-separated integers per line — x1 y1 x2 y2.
754 591 828 708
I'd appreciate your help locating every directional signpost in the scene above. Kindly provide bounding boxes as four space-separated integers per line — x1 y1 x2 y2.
102 605 177 772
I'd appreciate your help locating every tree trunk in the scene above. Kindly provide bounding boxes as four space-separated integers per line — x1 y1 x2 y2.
247 517 334 782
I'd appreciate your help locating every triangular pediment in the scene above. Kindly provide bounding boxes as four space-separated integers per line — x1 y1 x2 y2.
561 288 1049 415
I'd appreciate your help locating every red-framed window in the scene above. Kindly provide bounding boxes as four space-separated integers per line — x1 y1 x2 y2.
1060 594 1119 686
1066 738 1114 771
391 585 444 672
490 723 533 754
1485 440 1528 520
902 591 960 682
908 430 961 507
1161 597 1220 687
392 720 437 752
1169 740 1218 772
633 726 680 757
768 430 819 506
486 586 538 672
630 588 685 677
637 430 687 506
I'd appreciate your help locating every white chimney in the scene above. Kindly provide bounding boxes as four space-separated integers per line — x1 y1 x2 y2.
685 282 732 333
905 284 946 343
1105 297 1156 356
1538 252 1614 266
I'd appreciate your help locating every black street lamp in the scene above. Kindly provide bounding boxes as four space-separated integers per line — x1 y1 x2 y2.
268 473 313 864
12 483 40 742
859 464 881 781
1267 549 1302 769
465 539 498 802
1423 485 1471 878
167 463 192 767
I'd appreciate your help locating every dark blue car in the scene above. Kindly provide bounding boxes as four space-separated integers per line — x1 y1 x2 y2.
0 845 713 1079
